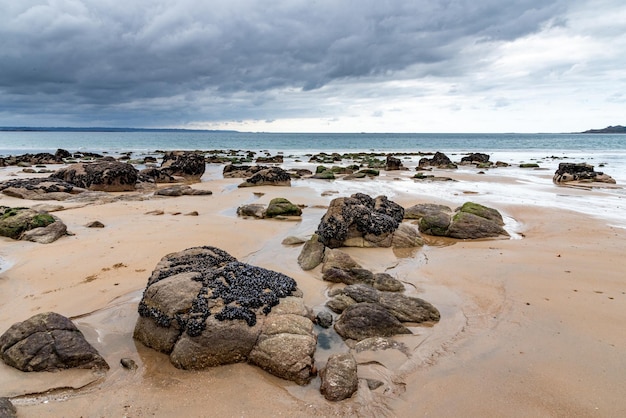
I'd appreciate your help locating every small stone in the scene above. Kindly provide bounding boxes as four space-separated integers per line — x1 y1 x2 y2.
86 221 105 228
315 311 333 328
0 397 17 418
120 357 138 370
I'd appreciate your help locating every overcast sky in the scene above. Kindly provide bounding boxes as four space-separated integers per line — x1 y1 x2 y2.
1 0 624 132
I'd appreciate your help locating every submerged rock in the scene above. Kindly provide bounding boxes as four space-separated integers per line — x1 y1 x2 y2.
133 246 316 385
0 312 109 372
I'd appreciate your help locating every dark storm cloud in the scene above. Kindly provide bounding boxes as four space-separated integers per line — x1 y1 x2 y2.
0 0 574 126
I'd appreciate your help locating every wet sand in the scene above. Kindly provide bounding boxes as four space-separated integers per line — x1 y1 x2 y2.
1 162 625 417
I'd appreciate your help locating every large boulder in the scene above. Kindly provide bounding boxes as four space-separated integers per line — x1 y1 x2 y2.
404 203 452 220
160 151 206 180
51 161 138 191
133 246 316 385
385 155 404 171
418 152 457 169
238 167 292 187
461 153 490 164
553 163 616 184
320 353 359 401
0 206 66 243
0 312 109 372
315 193 407 248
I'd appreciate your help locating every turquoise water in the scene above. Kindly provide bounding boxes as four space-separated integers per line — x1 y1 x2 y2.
1 131 625 155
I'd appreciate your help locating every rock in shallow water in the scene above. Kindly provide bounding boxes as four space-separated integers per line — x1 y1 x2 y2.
320 353 358 401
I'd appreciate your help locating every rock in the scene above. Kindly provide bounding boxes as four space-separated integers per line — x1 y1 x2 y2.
0 207 60 241
266 198 302 217
372 273 405 292
447 212 508 239
237 204 266 219
322 267 374 285
0 312 109 372
154 185 213 196
86 220 105 228
139 167 177 183
133 246 315 385
326 294 356 314
160 151 206 180
334 303 411 341
51 161 138 191
461 153 490 164
256 155 284 164
456 202 504 225
185 211 199 216
404 203 453 220
0 397 17 418
223 165 269 178
238 167 292 187
385 155 404 170
311 169 336 180
418 151 457 169
391 223 424 248
354 337 409 355
315 311 333 328
120 358 138 370
316 193 405 248
553 162 616 184
0 177 85 200
297 234 326 270
418 211 453 236
282 236 306 245
20 220 67 244
320 353 358 401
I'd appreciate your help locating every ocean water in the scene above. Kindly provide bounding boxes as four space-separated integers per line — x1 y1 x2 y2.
1 130 625 227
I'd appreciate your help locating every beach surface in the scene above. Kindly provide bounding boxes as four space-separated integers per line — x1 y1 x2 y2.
1 160 625 417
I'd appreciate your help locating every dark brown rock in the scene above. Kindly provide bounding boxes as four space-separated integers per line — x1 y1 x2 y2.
553 162 616 184
238 167 291 187
160 151 206 180
334 303 411 341
0 312 109 372
418 151 457 169
51 161 138 191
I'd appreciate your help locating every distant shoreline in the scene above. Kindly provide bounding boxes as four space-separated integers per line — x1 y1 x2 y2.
0 127 239 133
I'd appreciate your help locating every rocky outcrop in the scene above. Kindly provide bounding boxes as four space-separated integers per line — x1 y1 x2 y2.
51 161 138 191
0 312 109 372
0 178 86 200
315 194 408 248
160 151 206 180
385 155 404 171
222 165 269 178
0 149 69 167
238 167 292 187
328 284 439 341
320 353 358 401
553 163 616 184
154 185 213 196
139 167 177 184
461 153 490 164
418 151 457 169
133 246 316 385
415 202 509 239
0 206 66 243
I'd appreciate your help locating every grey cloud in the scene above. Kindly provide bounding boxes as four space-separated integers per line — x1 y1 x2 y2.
0 0 576 125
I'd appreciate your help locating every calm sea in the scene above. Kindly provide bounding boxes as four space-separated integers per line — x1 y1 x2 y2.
1 131 625 156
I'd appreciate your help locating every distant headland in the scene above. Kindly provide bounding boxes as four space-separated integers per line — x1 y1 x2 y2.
580 125 626 134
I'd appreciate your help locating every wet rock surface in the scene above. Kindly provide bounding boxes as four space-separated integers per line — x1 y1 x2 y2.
0 397 17 418
238 167 292 187
133 246 316 384
160 151 206 180
0 177 85 200
51 161 138 192
320 353 358 401
154 185 213 196
297 234 326 270
553 162 616 184
328 284 440 341
222 164 269 178
0 312 109 372
265 197 302 217
385 155 404 171
315 193 407 248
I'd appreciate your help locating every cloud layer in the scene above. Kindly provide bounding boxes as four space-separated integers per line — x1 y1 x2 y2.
1 0 624 131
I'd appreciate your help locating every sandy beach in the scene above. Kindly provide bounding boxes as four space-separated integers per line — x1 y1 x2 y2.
1 159 625 417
